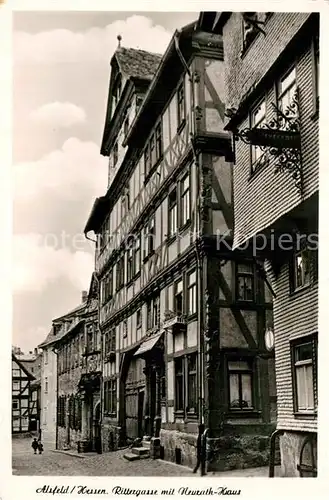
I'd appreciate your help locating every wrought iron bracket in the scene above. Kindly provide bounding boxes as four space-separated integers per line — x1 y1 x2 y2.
234 89 303 196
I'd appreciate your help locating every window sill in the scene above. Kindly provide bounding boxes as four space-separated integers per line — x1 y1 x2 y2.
179 219 191 234
289 282 312 298
143 250 155 263
227 410 261 418
294 411 317 419
166 233 177 245
187 312 197 322
116 284 124 293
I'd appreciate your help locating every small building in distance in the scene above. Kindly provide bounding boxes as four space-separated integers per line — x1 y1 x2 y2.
12 352 35 434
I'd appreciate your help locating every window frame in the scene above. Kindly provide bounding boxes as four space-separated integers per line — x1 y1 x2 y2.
235 262 255 303
290 334 318 415
174 357 184 413
104 378 117 416
144 121 163 178
187 352 198 415
277 65 297 122
180 173 191 227
168 188 178 238
227 357 255 412
250 96 267 173
177 81 186 130
174 278 184 316
187 270 197 316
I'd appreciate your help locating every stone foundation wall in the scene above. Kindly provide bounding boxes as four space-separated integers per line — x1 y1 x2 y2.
160 429 198 469
102 419 122 452
57 426 82 451
207 434 274 471
279 430 317 477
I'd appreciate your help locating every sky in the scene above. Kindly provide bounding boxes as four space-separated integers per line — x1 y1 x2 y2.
13 10 198 353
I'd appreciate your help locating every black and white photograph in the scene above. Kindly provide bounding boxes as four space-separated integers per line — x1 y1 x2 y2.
7 2 323 488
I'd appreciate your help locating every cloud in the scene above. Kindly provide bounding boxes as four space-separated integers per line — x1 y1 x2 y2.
30 102 86 128
13 137 108 203
14 15 171 65
13 233 94 293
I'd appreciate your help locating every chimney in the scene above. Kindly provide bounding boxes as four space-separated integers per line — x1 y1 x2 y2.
82 290 88 303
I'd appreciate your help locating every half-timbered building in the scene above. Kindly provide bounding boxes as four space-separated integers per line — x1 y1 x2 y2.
12 353 35 434
84 20 276 470
209 11 319 476
52 278 101 453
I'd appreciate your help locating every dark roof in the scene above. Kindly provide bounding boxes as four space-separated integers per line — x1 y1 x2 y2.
115 47 162 81
12 353 35 380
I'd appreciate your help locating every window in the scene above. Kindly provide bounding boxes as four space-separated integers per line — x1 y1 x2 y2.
278 66 297 120
144 123 163 176
187 353 197 413
45 377 48 394
175 358 184 411
187 270 197 315
113 142 118 167
228 360 254 410
144 216 155 258
155 123 163 160
236 263 254 302
136 95 143 110
123 320 128 338
177 82 186 128
242 12 268 52
136 309 142 329
102 270 113 304
86 325 94 353
181 174 190 226
44 350 48 365
134 235 141 275
147 295 160 330
174 279 184 316
127 245 134 283
57 396 66 427
116 254 125 290
293 248 311 290
168 188 178 237
291 335 317 413
12 368 20 378
13 381 20 392
250 98 266 170
105 328 116 356
12 399 19 410
104 379 117 415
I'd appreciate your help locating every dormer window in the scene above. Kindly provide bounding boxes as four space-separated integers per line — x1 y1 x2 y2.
242 12 267 53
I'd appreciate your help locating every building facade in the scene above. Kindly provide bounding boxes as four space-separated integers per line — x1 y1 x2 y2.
209 12 319 476
85 21 276 470
12 353 34 434
39 331 58 446
50 279 101 453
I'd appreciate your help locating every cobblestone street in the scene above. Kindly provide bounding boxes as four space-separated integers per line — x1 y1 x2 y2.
12 437 278 477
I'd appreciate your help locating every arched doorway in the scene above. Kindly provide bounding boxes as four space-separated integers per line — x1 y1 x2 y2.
93 402 102 454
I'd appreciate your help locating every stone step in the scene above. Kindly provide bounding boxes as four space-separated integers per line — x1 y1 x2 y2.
142 440 151 449
131 446 150 456
123 452 141 462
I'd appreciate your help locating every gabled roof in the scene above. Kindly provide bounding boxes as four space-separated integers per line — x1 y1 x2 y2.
115 47 162 81
12 353 35 380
